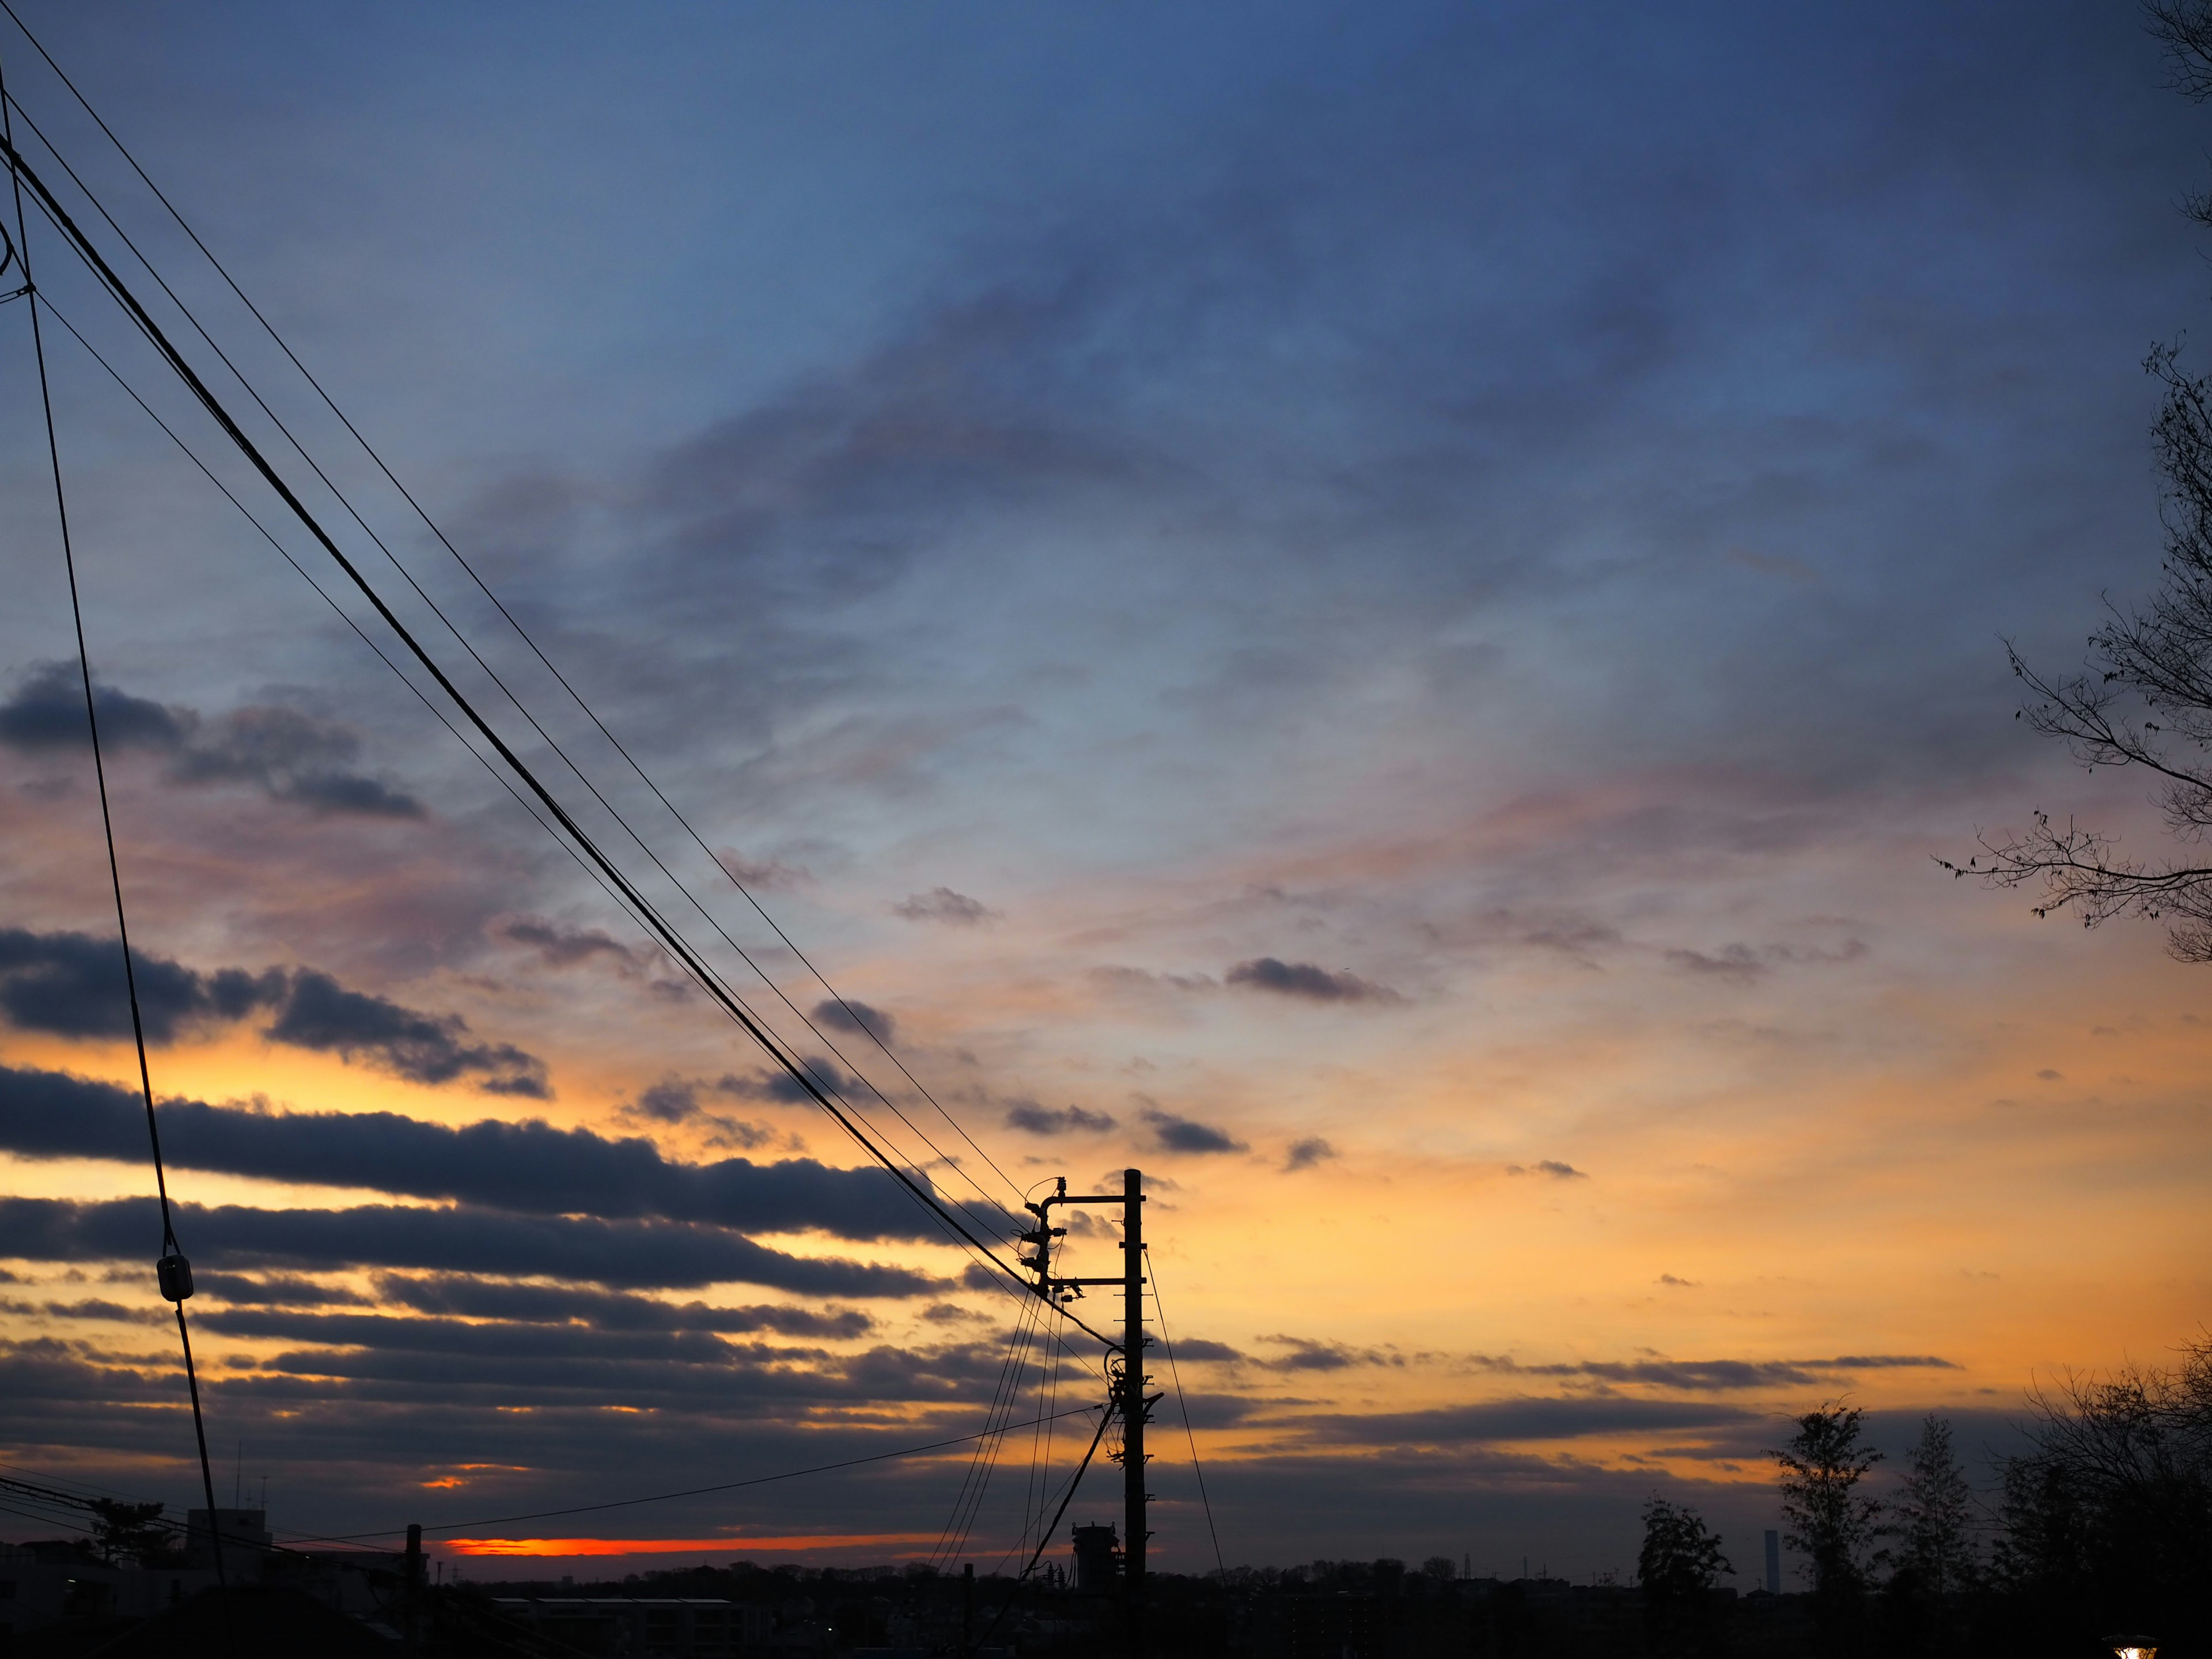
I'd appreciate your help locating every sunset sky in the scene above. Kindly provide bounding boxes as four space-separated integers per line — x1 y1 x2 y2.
2 0 2209 1586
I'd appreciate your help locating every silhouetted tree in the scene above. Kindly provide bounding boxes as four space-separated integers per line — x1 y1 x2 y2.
1772 1403 1882 1654
1637 1497 1731 1657
1987 1339 2212 1655
1948 3 2212 953
1892 1413 1975 1594
1875 1415 1975 1656
86 1498 167 1565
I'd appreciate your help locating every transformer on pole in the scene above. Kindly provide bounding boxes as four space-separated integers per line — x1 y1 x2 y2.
1025 1166 1156 1659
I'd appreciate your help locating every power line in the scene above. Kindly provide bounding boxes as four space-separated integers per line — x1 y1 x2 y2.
1147 1245 1225 1578
0 46 224 1589
0 79 1025 1239
0 13 1025 1211
0 40 1149 1565
28 272 1113 1391
0 119 1124 1368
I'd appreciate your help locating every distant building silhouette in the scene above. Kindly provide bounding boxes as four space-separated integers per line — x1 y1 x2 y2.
1071 1524 1120 1592
1763 1529 1780 1594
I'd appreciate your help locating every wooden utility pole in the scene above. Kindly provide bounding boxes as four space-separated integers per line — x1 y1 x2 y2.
1122 1166 1146 1659
1025 1168 1153 1659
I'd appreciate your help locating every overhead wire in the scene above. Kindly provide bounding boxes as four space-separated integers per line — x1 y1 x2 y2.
1146 1244 1225 1578
972 1399 1118 1648
29 259 1111 1395
0 0 1027 1206
0 110 1122 1372
928 1304 1030 1566
0 80 1025 1243
932 1288 1046 1569
0 32 1152 1560
33 293 666 944
1018 1223 1066 1559
0 24 1026 1217
0 44 224 1589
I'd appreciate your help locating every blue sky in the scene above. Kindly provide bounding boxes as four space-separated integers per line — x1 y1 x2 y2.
1 0 2209 1581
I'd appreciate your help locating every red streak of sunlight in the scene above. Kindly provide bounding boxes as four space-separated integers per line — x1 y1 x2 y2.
446 1532 942 1558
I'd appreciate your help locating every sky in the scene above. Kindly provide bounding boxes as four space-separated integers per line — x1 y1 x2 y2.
1 0 2209 1588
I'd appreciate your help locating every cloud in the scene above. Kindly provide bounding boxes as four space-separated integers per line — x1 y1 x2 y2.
373 1275 873 1338
1088 965 1218 994
1225 957 1397 1003
501 918 640 969
1005 1102 1118 1135
1824 1355 1961 1371
1258 1334 1403 1372
617 1075 783 1146
1657 1274 1701 1287
1665 940 1870 983
715 849 808 889
634 1077 706 1123
1141 1108 1247 1155
1664 944 1768 982
0 931 547 1096
1465 1351 1961 1392
1283 1137 1336 1171
810 998 895 1044
1505 1160 1587 1180
0 1064 958 1241
717 1058 862 1107
0 1196 944 1296
262 971 550 1097
1165 1337 1246 1363
0 661 190 752
0 663 421 816
1283 1396 1761 1446
0 927 283 1043
891 887 995 925
195 1272 373 1308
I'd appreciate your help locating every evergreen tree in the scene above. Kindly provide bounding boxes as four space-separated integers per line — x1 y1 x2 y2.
1895 1412 1975 1594
1637 1496 1732 1658
1771 1403 1883 1654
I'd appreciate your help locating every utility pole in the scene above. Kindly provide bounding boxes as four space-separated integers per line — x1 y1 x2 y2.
1122 1165 1146 1659
404 1522 423 1654
1025 1168 1154 1659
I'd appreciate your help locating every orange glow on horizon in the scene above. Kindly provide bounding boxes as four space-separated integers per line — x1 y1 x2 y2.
446 1532 943 1557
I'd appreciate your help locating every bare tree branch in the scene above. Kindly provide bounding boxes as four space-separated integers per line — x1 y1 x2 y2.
1953 345 2212 961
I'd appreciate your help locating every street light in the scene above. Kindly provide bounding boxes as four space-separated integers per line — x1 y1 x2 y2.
2108 1639 2157 1659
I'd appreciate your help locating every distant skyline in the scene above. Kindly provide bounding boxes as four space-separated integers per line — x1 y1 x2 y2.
1 0 2209 1582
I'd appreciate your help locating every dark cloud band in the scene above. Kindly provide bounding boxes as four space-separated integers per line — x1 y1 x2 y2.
0 1196 943 1296
0 1065 953 1242
0 933 544 1096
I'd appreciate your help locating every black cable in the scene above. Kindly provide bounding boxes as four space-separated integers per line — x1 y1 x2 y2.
29 275 1112 1393
0 50 1115 1381
3 81 1127 1606
1020 1224 1065 1557
0 51 224 1591
1146 1245 1225 1578
0 0 1029 1209
0 83 1025 1246
974 1396 1118 1647
934 1288 1043 1569
0 126 1125 1368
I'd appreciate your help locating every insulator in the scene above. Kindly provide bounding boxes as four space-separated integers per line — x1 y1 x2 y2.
156 1252 194 1303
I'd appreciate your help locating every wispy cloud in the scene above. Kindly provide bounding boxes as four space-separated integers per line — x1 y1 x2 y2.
892 888 996 925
